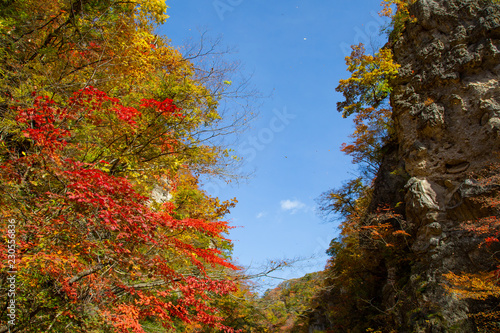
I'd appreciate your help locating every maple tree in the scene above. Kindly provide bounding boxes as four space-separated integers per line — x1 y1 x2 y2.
317 187 411 331
316 171 412 330
179 278 268 333
317 177 369 222
0 0 250 177
0 1 253 332
0 88 240 332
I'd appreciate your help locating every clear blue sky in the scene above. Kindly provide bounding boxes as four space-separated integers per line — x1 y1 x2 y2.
159 1 390 289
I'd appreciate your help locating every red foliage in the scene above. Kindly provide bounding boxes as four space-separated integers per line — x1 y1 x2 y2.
0 88 237 332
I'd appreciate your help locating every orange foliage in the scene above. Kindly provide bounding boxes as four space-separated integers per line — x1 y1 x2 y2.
0 89 238 332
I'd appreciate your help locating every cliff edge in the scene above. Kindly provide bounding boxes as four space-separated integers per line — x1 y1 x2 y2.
385 0 500 331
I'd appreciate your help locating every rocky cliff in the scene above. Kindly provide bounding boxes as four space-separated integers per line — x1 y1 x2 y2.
385 0 500 331
304 1 500 332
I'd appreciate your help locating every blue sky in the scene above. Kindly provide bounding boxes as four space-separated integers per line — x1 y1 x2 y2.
160 1 390 289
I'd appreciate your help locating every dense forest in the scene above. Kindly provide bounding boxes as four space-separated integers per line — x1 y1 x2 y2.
1 0 500 332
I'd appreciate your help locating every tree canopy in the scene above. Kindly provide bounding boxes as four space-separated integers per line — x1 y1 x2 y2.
0 1 253 332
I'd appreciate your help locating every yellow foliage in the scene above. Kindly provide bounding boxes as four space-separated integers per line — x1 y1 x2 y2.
134 0 169 24
443 271 500 300
337 44 400 118
379 0 417 38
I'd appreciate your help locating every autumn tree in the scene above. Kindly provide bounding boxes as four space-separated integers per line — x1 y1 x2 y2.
335 43 399 176
0 0 254 180
178 277 268 333
380 0 417 38
0 87 241 332
317 177 369 223
312 2 413 331
0 1 254 332
256 272 325 333
318 40 401 242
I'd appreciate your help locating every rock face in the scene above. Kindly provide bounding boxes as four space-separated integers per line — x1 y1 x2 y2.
387 0 500 331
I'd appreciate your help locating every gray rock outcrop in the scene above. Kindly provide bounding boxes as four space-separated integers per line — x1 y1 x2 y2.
387 0 500 330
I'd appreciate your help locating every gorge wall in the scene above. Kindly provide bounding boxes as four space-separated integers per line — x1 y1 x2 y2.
389 0 500 331
305 1 500 332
